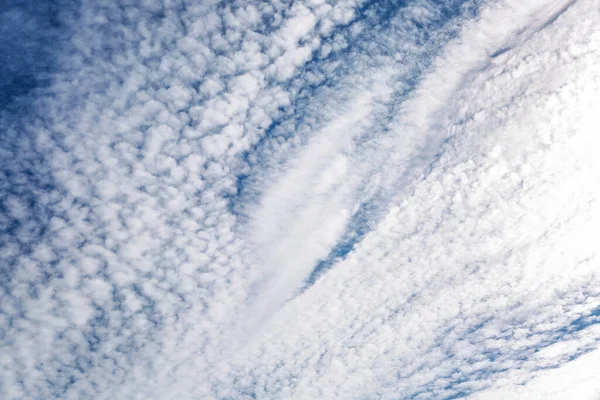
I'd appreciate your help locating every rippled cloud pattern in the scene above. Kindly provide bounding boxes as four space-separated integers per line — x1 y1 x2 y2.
1 0 600 399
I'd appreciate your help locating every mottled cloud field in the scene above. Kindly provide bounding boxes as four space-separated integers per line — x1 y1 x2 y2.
1 0 600 399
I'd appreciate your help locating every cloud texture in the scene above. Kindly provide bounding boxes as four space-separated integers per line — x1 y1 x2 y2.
1 0 600 398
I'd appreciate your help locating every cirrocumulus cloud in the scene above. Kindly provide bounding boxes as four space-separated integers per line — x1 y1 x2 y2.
1 0 600 399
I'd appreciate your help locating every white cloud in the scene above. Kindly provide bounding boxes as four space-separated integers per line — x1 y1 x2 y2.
1 0 599 399
475 345 600 399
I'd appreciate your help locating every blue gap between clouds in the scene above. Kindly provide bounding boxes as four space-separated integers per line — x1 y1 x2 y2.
431 306 600 400
0 1 79 288
228 0 484 235
300 0 483 290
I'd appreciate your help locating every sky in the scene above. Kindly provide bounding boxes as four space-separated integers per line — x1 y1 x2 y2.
1 0 600 399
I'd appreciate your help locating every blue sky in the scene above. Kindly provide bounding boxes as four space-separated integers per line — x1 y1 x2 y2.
1 0 600 399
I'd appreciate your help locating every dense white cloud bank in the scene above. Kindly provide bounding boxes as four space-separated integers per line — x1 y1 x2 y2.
1 0 599 398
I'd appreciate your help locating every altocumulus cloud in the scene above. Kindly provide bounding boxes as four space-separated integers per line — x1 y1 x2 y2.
1 0 600 399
